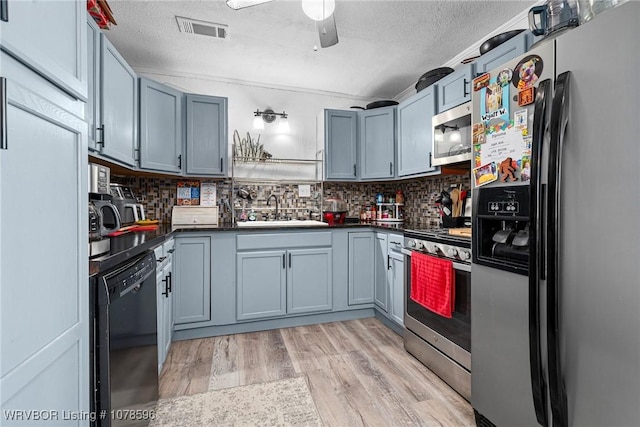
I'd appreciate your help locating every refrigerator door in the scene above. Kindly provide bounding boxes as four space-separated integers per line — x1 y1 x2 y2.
551 2 640 425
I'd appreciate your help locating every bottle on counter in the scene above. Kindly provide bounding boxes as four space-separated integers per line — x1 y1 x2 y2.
396 190 404 204
370 204 377 222
376 193 384 204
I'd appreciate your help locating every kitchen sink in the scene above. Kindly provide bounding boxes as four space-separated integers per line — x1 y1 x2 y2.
236 220 328 228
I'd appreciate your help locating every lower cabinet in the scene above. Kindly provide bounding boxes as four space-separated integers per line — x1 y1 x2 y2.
174 236 211 325
374 232 405 326
374 233 389 311
155 239 174 373
388 251 405 326
236 247 332 321
348 232 375 305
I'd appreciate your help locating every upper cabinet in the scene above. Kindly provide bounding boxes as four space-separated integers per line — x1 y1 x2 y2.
397 85 438 176
87 18 101 152
359 106 397 180
474 32 532 77
139 78 183 173
0 0 87 101
99 34 138 167
325 109 358 180
185 94 228 176
437 63 474 112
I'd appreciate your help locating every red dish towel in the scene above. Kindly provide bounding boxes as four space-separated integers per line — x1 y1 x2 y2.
411 252 455 318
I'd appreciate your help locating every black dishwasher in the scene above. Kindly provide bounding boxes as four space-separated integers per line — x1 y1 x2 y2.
92 251 158 426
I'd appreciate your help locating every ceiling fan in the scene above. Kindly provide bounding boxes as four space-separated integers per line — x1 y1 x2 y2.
226 0 339 48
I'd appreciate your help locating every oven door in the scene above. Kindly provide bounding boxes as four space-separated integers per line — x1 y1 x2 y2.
402 248 471 383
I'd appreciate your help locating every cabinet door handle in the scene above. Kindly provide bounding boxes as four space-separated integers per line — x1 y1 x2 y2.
429 152 432 168
1 0 8 22
168 271 172 293
289 253 292 268
0 77 6 150
389 162 393 175
96 125 105 148
178 154 182 169
220 157 223 172
388 255 391 270
282 253 285 269
162 276 169 297
353 164 356 177
463 78 469 97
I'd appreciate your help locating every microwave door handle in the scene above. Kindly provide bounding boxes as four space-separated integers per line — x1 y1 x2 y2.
528 78 551 427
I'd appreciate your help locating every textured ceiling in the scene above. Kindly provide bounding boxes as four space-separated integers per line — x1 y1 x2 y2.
105 0 535 100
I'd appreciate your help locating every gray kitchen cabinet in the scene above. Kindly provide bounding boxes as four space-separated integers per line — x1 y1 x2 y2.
287 248 333 315
155 237 174 372
139 77 183 173
473 32 532 77
87 18 101 152
389 248 405 326
348 232 375 305
0 0 87 100
437 64 474 112
236 234 333 321
1 52 89 418
174 236 211 324
99 34 138 167
324 109 358 180
359 106 396 180
374 233 389 311
237 250 287 321
397 85 438 176
185 94 228 176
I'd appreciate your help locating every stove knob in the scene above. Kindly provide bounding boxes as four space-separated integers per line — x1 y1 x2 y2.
418 242 426 251
408 240 416 248
459 250 470 260
428 245 438 254
447 248 458 257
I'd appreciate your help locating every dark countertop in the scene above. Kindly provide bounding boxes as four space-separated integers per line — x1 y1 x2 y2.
89 221 415 276
89 225 172 276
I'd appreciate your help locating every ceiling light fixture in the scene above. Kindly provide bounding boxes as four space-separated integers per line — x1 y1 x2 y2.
254 109 289 132
226 0 274 10
302 0 335 21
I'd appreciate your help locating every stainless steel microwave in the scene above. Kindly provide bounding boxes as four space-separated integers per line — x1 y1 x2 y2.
432 102 472 166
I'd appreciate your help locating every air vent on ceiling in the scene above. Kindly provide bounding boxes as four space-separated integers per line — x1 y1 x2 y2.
176 16 228 39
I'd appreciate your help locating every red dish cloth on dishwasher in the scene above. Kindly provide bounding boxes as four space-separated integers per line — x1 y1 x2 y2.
410 252 455 318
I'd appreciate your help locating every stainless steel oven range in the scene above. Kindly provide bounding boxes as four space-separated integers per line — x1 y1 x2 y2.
402 229 472 400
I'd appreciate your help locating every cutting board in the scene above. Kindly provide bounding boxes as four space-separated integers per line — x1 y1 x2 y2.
449 228 472 237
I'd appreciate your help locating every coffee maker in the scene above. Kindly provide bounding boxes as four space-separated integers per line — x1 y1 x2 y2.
472 185 530 275
89 164 121 257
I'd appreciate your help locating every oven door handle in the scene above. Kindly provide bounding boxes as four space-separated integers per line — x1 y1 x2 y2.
401 248 472 273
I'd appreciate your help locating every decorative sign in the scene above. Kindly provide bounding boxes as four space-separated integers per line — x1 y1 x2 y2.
473 73 491 91
200 182 217 207
518 87 535 106
177 180 200 205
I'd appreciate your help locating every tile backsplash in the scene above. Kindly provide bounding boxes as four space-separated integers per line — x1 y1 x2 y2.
114 172 470 229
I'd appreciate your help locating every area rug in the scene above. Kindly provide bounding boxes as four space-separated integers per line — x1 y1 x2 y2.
150 377 322 427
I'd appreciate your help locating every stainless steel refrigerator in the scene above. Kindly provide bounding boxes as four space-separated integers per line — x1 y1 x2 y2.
470 3 640 426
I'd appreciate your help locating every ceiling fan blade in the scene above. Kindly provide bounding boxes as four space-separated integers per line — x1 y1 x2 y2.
226 0 274 10
317 14 338 48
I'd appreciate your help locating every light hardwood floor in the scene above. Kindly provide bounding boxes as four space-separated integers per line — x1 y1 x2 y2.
159 318 475 426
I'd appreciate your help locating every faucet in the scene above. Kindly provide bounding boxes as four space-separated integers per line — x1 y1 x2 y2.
266 194 279 220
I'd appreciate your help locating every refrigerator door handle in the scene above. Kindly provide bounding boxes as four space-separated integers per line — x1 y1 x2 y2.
529 78 551 427
547 71 572 427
